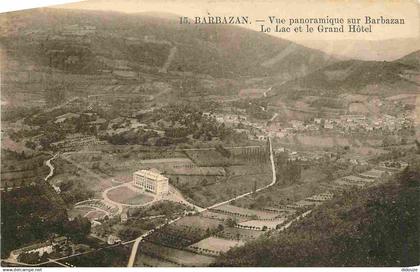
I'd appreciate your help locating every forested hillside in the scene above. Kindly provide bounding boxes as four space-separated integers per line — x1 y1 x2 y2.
0 8 333 79
1 182 91 258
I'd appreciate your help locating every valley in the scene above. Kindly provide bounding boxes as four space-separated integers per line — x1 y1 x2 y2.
0 7 419 268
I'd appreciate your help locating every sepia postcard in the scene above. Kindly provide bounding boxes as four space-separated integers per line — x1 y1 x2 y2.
0 0 419 269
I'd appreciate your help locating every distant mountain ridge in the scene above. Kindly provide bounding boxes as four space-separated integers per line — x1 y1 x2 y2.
396 50 420 68
271 49 420 97
0 8 335 79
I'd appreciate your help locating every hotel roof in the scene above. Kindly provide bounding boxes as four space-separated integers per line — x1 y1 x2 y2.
134 169 167 181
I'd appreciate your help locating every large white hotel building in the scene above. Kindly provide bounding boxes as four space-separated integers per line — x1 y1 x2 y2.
133 169 169 196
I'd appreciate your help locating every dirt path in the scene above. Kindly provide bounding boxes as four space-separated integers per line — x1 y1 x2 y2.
44 153 58 181
159 46 177 73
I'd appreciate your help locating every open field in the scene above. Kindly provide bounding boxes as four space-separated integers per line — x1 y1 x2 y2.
189 237 244 254
140 157 225 176
106 186 154 205
51 157 114 199
227 164 271 175
85 210 107 220
200 210 241 221
174 216 222 230
238 88 266 99
68 206 95 219
135 253 180 267
66 150 188 179
184 173 272 207
185 150 236 166
238 218 287 230
63 243 133 267
217 227 263 241
211 204 280 220
137 242 216 267
1 151 49 188
233 169 328 210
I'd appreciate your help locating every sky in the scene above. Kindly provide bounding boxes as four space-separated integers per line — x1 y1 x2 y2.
2 0 420 60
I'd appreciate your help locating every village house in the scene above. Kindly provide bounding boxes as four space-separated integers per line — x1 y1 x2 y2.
120 213 128 223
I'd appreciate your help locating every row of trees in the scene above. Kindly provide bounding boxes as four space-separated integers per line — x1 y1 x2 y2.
234 146 270 163
275 152 302 185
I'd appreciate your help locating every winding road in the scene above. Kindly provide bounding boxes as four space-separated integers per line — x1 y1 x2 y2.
44 153 58 181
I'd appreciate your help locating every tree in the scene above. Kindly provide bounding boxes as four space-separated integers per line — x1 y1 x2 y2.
225 218 237 228
18 252 40 264
25 141 37 150
217 224 224 232
64 216 91 242
252 180 257 198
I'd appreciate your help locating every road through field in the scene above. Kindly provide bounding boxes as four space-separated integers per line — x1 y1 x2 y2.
126 138 277 267
44 153 58 181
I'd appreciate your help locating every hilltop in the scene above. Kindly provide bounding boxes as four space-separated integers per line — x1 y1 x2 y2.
396 50 420 69
270 50 419 98
0 8 333 79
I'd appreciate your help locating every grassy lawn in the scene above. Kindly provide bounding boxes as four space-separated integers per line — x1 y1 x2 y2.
106 186 154 205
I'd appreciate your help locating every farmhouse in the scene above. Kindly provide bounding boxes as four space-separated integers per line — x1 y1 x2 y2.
133 169 169 196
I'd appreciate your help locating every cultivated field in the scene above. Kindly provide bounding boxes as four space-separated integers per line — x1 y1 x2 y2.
68 206 95 219
200 210 243 222
184 173 272 207
140 157 225 176
135 253 180 267
174 216 222 230
212 204 280 220
238 88 266 99
185 150 234 166
217 227 263 241
238 218 287 230
137 242 216 267
189 237 244 254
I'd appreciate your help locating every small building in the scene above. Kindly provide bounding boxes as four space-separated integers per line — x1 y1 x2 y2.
120 213 128 223
52 236 68 247
257 135 267 141
107 235 121 245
